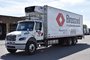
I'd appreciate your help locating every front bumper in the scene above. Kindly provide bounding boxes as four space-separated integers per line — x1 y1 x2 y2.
5 42 26 50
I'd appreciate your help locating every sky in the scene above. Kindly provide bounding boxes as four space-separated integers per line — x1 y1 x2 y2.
0 0 90 27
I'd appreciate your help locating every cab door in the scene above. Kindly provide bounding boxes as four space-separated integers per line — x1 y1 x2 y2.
35 22 43 40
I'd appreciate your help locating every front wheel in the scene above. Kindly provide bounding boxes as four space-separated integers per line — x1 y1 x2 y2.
25 42 37 55
7 49 17 54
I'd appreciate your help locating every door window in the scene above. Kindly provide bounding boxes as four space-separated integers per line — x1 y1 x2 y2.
35 22 42 31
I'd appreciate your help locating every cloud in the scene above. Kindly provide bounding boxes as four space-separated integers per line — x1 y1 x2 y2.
0 0 57 16
60 0 85 5
0 0 28 16
0 0 85 16
0 6 25 17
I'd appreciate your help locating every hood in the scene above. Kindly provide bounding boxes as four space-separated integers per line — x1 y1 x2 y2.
7 31 22 36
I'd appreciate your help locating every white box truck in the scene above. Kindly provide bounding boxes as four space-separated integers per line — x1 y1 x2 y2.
5 5 83 54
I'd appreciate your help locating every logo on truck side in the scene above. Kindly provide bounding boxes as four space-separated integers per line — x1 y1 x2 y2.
56 13 65 26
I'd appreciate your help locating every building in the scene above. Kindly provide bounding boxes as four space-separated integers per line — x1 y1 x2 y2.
0 15 25 39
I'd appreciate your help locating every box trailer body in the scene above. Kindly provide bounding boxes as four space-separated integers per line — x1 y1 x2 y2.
44 6 83 39
5 5 83 54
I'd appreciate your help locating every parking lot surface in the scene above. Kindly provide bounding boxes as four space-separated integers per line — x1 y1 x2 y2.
0 36 90 60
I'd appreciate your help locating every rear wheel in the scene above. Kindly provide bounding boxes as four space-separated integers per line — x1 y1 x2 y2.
66 38 73 46
7 49 17 54
72 37 78 45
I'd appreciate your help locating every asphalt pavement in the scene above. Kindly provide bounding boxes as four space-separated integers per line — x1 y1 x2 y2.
0 35 90 60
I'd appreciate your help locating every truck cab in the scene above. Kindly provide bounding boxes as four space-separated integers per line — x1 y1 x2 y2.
5 20 44 54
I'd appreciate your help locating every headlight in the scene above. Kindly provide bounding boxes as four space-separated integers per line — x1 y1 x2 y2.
19 37 26 41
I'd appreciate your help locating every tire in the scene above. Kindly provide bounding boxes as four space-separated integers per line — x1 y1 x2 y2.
72 38 78 45
25 41 37 55
67 38 72 46
7 49 17 54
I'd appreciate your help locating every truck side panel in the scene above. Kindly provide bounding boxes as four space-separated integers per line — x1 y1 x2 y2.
46 6 83 39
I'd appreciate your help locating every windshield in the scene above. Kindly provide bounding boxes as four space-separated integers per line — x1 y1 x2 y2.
16 21 34 31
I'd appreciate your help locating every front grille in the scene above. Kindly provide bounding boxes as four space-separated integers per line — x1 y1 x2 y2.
6 35 16 41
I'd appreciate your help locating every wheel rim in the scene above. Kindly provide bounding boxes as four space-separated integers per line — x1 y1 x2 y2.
29 44 35 52
74 38 77 44
74 40 76 44
69 40 72 45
